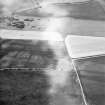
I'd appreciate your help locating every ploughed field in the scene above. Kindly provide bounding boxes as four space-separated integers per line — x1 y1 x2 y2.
0 39 57 69
74 56 105 105
0 39 84 105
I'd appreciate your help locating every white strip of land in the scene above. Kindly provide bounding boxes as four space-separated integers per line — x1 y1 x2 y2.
0 29 63 41
65 35 105 58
